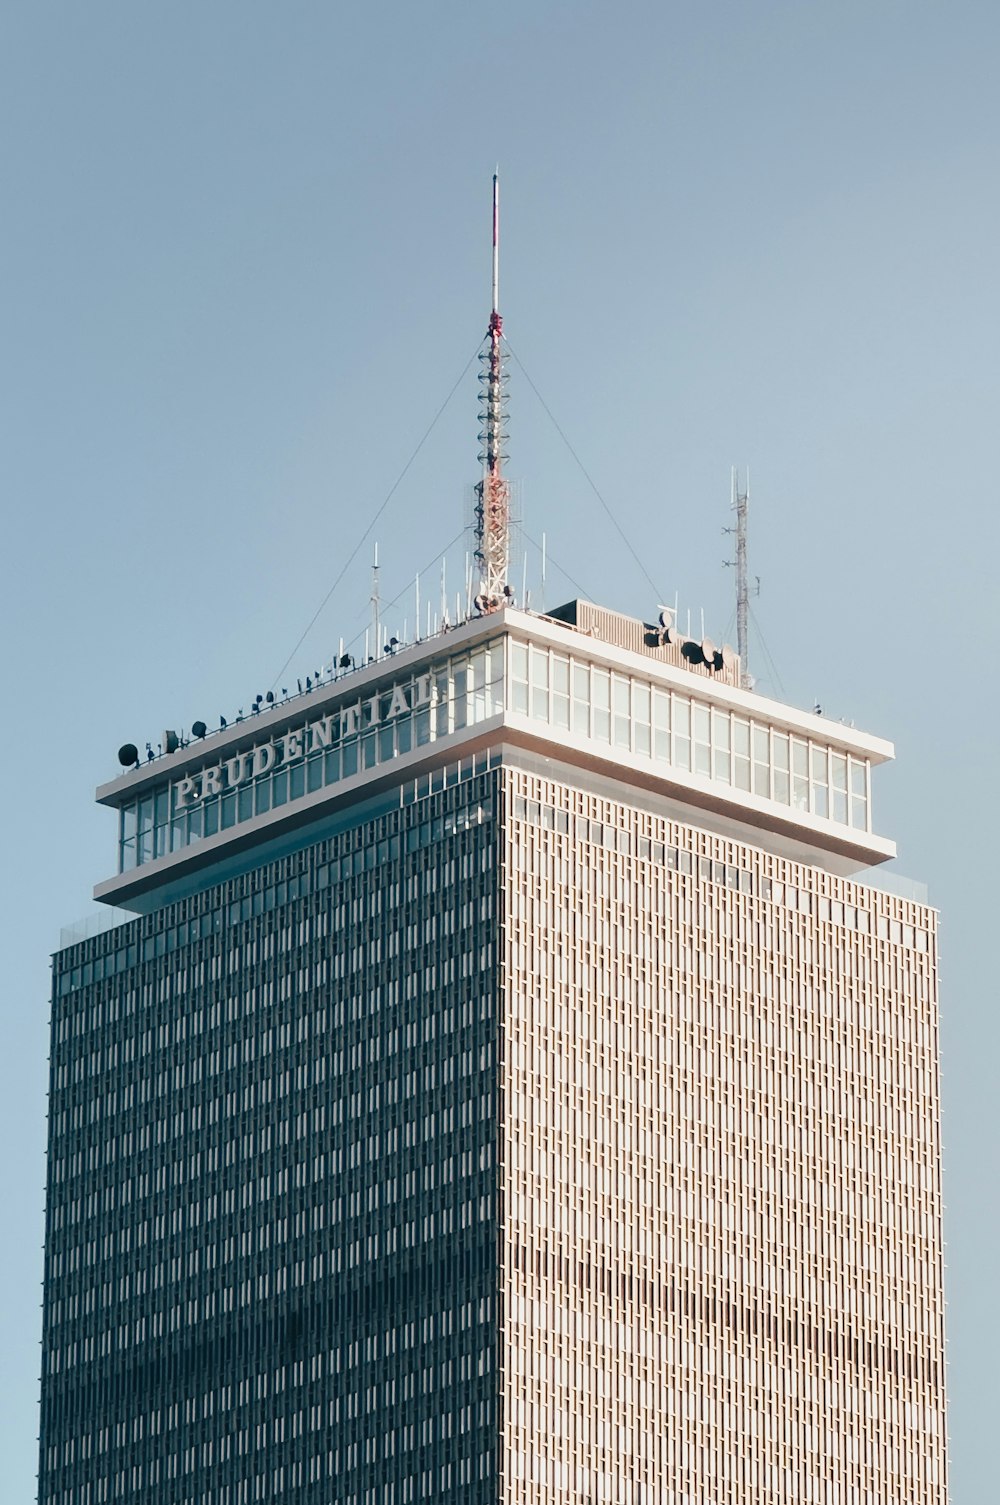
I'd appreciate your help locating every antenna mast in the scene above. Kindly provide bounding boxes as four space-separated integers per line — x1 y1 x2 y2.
370 543 381 659
730 467 753 690
474 171 512 613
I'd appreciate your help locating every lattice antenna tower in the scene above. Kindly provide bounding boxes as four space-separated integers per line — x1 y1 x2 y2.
726 467 758 690
474 172 514 613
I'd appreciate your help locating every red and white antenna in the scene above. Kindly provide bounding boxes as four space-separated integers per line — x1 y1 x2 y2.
475 170 512 612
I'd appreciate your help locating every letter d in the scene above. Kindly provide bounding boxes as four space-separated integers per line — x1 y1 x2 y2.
252 744 276 779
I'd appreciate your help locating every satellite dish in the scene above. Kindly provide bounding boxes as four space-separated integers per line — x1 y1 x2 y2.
658 606 674 632
118 743 139 768
701 638 716 667
722 644 736 671
163 730 180 755
265 691 274 704
191 720 207 739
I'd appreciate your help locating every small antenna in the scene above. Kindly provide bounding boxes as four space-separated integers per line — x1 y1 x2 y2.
371 543 381 658
492 163 500 314
474 170 512 614
414 573 421 641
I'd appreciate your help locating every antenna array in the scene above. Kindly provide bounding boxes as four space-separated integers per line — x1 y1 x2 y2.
725 468 758 691
474 172 513 613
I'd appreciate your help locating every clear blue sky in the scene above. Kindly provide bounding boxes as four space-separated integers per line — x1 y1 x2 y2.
2 3 996 1498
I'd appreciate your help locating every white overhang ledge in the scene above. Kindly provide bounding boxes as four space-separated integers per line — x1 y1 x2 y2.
502 718 897 872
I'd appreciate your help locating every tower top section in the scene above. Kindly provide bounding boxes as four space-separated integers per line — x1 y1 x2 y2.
475 172 513 614
93 602 896 912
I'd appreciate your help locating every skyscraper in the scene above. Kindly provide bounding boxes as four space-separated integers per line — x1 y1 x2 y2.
39 187 946 1505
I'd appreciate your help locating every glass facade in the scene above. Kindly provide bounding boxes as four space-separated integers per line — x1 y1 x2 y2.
508 639 871 832
41 768 501 1505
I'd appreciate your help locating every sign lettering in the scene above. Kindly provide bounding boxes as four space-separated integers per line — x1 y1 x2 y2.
174 674 436 810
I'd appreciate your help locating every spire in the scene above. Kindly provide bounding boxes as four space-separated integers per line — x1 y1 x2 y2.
475 170 512 613
492 165 500 319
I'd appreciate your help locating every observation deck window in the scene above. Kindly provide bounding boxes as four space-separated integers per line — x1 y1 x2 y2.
509 637 872 841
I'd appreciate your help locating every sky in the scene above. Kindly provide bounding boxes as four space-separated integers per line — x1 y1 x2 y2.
1 2 997 1498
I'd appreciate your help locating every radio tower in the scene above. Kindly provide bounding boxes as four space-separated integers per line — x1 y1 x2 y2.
730 467 753 690
474 171 513 613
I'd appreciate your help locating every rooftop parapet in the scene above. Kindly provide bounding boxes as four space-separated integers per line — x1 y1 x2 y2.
546 599 744 688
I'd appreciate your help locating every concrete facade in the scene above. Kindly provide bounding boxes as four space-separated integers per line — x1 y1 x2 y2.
499 756 944 1503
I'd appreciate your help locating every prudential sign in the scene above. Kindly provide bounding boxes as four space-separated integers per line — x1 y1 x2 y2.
173 674 435 809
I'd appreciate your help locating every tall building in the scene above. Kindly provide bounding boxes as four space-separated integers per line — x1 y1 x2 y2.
40 186 947 1505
